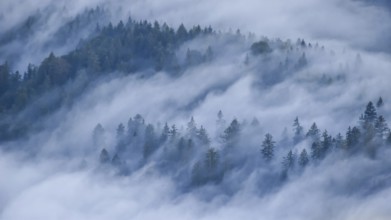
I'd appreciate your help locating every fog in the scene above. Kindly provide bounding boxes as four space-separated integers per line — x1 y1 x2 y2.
1 0 391 219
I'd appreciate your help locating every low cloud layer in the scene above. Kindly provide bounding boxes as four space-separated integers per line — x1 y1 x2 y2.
1 0 391 219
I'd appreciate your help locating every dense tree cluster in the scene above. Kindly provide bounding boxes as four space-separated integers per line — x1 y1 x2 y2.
95 98 391 189
0 17 216 140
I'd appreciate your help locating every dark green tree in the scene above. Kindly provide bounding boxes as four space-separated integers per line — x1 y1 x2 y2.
143 124 157 159
216 110 226 128
320 130 332 157
377 97 384 108
250 117 260 127
205 148 219 170
169 124 179 140
261 133 275 162
222 119 240 144
116 123 125 140
111 154 121 166
306 122 320 142
197 125 211 146
346 126 361 149
161 122 170 142
311 141 321 160
375 115 389 139
361 102 377 125
187 116 197 136
282 150 295 170
334 133 345 149
298 149 309 167
251 40 272 55
99 148 110 164
293 117 304 144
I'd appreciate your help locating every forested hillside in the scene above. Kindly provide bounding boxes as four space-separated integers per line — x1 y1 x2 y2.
2 1 391 219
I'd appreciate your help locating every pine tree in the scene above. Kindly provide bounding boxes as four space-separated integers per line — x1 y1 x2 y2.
293 117 304 144
298 149 309 167
111 154 121 166
361 102 377 125
127 117 134 136
205 148 219 170
116 123 125 140
99 148 110 164
261 133 275 162
306 123 320 142
296 52 307 69
216 110 226 128
177 23 188 41
346 126 361 149
169 124 179 139
375 115 389 139
191 161 203 185
334 133 344 149
320 130 332 157
143 124 156 159
205 46 213 61
116 123 126 152
187 116 197 136
161 122 170 142
222 119 240 144
250 117 260 127
197 126 211 146
377 97 384 108
282 150 295 170
311 142 321 160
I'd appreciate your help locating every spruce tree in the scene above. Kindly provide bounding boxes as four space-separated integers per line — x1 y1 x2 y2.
320 130 332 157
376 97 384 108
261 133 275 162
362 102 377 125
282 150 295 170
311 142 321 160
197 126 211 146
375 115 389 139
293 117 304 144
205 148 219 170
299 149 309 167
306 123 320 142
187 116 197 137
99 148 110 164
160 122 170 142
222 119 240 144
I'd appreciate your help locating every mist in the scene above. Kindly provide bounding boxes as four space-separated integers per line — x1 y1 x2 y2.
1 0 391 219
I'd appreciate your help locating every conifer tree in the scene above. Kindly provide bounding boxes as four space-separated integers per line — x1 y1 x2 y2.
293 117 304 144
222 119 240 144
320 130 332 157
311 142 321 160
361 102 377 125
377 97 384 108
261 133 275 162
282 150 295 170
298 149 309 167
375 115 389 139
306 123 320 142
346 126 361 149
187 116 197 136
99 148 110 164
161 122 170 142
205 148 219 170
197 126 211 146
